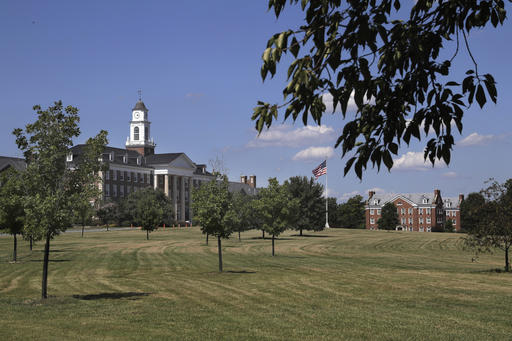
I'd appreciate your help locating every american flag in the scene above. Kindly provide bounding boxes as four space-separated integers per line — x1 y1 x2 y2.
312 160 327 179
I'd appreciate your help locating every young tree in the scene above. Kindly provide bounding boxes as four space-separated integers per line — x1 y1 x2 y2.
254 178 299 256
224 191 254 241
377 202 399 230
465 179 512 272
96 202 118 230
284 176 324 236
0 168 25 262
13 101 107 299
191 177 232 271
337 195 366 229
131 188 171 240
253 1 506 179
460 192 486 232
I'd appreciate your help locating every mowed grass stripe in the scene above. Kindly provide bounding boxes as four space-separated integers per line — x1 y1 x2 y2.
0 227 511 340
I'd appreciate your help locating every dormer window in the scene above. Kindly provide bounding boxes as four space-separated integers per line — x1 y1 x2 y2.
373 199 379 205
66 153 73 162
137 156 142 165
423 198 429 204
123 155 128 164
446 201 452 208
109 151 114 161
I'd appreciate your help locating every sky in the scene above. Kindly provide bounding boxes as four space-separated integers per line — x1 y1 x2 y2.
1 1 511 202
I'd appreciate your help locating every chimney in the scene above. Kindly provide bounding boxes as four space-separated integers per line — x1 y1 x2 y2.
459 194 464 202
240 175 247 184
249 175 256 188
368 191 375 199
434 189 440 197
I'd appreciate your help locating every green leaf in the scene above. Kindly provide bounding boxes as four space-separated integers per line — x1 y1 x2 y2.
475 84 486 108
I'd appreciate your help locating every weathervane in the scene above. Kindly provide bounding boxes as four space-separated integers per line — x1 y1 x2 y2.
138 89 142 101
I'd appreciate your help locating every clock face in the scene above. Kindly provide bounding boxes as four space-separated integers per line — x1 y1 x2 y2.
134 112 140 119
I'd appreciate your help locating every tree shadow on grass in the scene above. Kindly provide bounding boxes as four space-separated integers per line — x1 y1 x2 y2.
72 292 151 300
226 270 256 274
249 237 293 240
470 268 510 274
290 234 331 238
29 259 71 263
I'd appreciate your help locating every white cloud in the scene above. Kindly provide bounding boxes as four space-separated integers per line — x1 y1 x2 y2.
322 92 357 113
393 151 446 171
458 132 496 147
338 190 361 202
323 188 339 199
442 171 457 178
292 146 334 161
248 124 335 148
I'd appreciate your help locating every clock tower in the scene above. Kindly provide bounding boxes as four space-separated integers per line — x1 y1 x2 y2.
126 95 155 156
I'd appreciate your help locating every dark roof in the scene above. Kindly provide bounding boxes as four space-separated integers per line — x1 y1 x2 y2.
132 100 148 111
68 145 151 168
0 156 27 172
145 153 183 165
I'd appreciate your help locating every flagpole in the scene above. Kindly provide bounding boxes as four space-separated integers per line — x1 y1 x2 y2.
325 159 330 228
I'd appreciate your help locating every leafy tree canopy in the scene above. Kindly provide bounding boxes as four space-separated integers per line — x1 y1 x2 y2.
377 202 399 230
337 195 365 229
131 188 171 239
460 192 485 232
253 0 507 178
284 176 324 234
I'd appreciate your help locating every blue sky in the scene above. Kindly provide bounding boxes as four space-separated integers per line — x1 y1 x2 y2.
1 1 511 202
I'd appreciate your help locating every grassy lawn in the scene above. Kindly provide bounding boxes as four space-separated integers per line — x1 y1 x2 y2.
0 227 511 340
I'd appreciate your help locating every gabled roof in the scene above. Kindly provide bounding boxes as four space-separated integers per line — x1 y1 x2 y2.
145 153 183 165
68 145 149 168
0 156 27 172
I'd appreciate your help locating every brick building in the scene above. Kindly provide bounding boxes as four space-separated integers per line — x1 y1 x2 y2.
365 190 464 232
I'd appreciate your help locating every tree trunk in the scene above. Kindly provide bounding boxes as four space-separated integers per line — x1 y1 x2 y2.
41 232 51 299
262 230 265 239
29 236 33 251
146 230 149 240
238 230 241 241
81 224 85 238
206 233 209 245
506 246 510 272
217 236 223 272
272 234 275 256
13 233 17 262
300 228 303 236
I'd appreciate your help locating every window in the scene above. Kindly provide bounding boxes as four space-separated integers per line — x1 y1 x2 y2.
408 208 412 215
373 199 379 205
120 186 124 196
401 217 406 224
112 185 117 197
401 208 405 215
453 219 456 225
104 184 110 196
427 227 432 232
419 208 423 215
408 227 412 232
426 208 431 215
423 198 428 204
123 155 127 164
397 201 402 206
446 201 452 207
120 171 124 181
370 209 374 215
66 153 73 162
408 218 412 224
127 172 131 181
377 209 381 215
105 170 110 180
370 218 375 224
109 152 114 161
145 127 148 140
426 217 431 224
113 170 117 180
134 173 138 182
419 227 424 232
419 218 424 224
134 127 139 140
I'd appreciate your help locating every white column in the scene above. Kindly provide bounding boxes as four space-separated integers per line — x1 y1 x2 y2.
172 175 178 221
180 176 186 221
164 174 169 197
153 174 158 190
188 176 193 221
